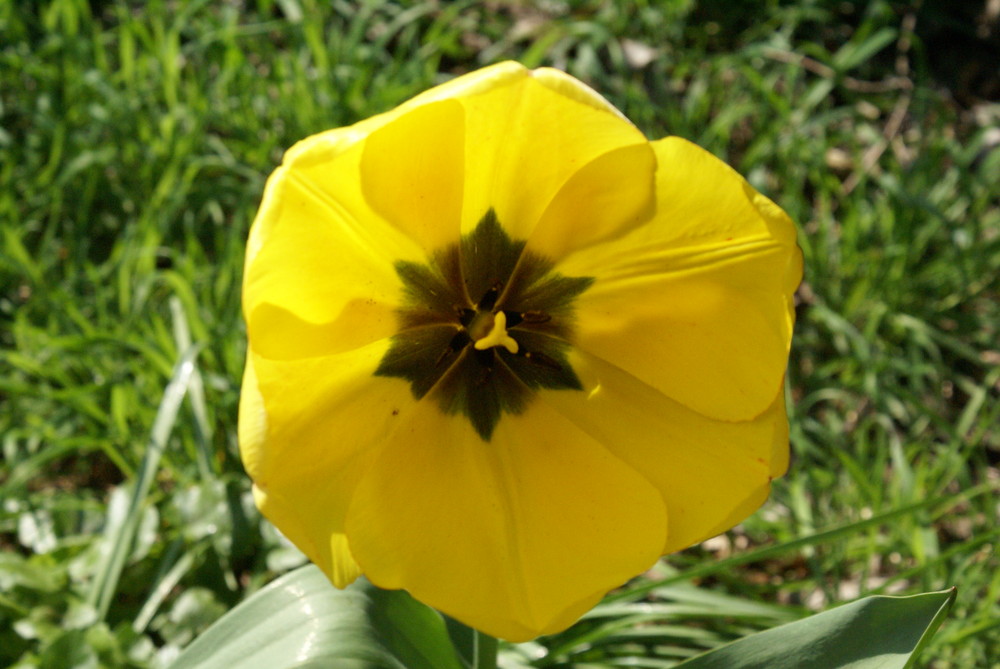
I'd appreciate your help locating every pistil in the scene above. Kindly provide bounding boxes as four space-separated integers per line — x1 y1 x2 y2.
473 311 519 354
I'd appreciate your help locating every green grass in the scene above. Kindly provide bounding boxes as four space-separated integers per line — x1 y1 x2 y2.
1 0 998 667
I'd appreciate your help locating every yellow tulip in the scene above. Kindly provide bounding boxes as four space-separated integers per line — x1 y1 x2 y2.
239 61 802 641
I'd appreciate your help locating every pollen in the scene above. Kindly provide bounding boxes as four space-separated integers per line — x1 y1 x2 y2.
473 311 519 354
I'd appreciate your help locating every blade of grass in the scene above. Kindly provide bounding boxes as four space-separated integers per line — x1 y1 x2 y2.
86 344 199 620
605 482 996 606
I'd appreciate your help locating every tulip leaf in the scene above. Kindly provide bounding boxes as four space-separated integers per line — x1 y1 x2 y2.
168 565 465 669
675 589 955 669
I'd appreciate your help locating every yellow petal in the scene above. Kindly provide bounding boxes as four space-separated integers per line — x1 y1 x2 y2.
404 60 530 108
529 142 656 260
252 484 364 588
542 350 788 553
360 99 467 253
244 122 424 360
237 354 268 476
560 137 802 421
359 62 651 257
460 69 650 246
239 342 413 587
343 397 666 641
530 67 633 120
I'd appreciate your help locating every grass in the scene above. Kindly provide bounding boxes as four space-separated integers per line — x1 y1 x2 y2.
1 0 998 666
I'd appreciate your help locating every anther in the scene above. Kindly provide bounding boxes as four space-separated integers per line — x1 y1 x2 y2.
520 310 551 324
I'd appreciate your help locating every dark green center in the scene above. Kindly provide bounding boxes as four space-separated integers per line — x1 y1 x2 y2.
374 209 593 441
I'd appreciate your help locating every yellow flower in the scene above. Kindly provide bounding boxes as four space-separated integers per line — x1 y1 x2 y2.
239 61 802 642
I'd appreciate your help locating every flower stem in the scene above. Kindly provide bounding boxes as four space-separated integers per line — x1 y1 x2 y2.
445 616 498 669
472 629 498 669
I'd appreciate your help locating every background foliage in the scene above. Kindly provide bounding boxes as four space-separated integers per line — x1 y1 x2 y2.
1 0 998 666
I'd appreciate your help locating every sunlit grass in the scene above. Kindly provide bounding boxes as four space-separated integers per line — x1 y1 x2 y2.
1 1 997 667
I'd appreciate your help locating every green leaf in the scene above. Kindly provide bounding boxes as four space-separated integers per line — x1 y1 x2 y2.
831 27 898 72
86 344 199 621
675 589 955 669
167 566 465 669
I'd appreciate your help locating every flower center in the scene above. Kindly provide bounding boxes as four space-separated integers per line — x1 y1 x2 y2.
375 209 593 441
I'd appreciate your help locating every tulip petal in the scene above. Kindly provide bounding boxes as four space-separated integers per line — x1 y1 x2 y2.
542 350 788 553
359 62 651 256
529 141 656 260
561 137 802 421
360 99 467 253
460 70 649 245
245 123 425 360
240 342 413 587
344 395 667 641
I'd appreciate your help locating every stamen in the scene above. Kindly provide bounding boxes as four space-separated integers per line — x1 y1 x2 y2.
473 311 519 354
520 310 551 324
